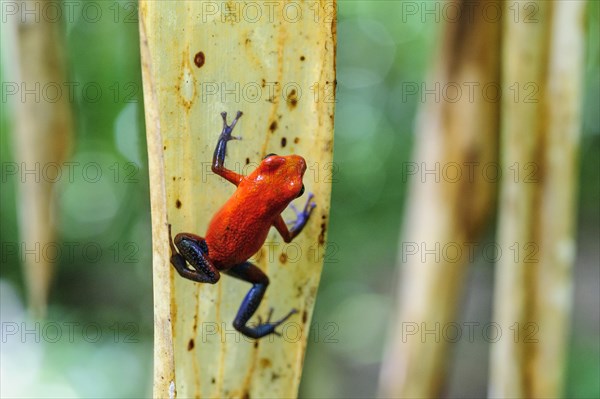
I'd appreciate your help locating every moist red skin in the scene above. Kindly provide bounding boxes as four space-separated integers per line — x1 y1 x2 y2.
205 155 306 269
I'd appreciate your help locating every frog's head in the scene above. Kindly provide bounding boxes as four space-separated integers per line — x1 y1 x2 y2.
257 153 307 200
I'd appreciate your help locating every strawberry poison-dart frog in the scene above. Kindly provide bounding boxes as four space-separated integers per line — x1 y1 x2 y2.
168 111 315 339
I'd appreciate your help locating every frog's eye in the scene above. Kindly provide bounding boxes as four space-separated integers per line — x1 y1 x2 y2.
263 153 278 159
297 184 305 198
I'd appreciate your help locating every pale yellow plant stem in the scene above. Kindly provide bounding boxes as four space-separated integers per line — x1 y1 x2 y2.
379 0 501 397
490 1 586 397
4 0 73 317
139 1 336 397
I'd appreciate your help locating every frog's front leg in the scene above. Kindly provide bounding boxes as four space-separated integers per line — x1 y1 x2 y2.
226 262 297 339
274 193 316 243
212 111 244 186
168 224 220 284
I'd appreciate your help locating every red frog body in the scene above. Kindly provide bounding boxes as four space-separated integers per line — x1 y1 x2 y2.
206 154 307 269
168 111 315 339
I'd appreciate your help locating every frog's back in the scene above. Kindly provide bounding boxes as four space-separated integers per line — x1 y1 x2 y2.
204 188 280 269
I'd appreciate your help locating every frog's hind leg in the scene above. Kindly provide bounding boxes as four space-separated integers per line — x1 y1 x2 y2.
168 224 220 284
226 262 297 339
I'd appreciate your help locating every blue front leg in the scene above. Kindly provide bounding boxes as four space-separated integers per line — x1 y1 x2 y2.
273 193 316 243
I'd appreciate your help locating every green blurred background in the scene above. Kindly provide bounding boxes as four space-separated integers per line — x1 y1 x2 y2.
1 1 598 397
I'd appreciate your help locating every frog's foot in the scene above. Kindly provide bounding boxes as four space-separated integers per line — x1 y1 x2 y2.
220 111 243 141
254 308 298 337
288 193 316 231
213 111 245 185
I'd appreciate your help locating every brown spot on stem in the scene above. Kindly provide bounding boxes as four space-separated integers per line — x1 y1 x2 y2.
302 310 308 324
318 223 326 245
245 157 250 165
279 253 287 264
193 51 205 68
176 199 182 209
269 121 278 132
187 338 195 351
294 137 300 144
260 358 272 369
300 55 305 61
281 137 287 148
287 89 298 109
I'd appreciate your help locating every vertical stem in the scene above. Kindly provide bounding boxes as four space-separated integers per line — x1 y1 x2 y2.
489 1 551 396
490 1 586 397
138 3 176 397
531 2 585 395
5 0 73 317
379 1 501 397
139 1 336 397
